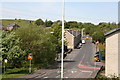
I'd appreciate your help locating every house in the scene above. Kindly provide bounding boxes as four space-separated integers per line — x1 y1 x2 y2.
105 27 120 77
7 24 20 31
64 29 81 49
0 24 3 30
3 24 20 31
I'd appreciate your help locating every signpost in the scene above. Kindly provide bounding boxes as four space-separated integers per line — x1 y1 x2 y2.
28 54 32 73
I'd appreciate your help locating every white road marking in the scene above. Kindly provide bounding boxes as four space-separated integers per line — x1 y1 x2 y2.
81 70 92 73
89 71 93 76
57 71 60 73
44 77 48 78
71 71 74 73
79 53 85 65
74 71 77 73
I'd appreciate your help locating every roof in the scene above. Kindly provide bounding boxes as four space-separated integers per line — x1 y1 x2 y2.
8 24 20 27
65 29 81 37
0 24 3 29
105 27 120 37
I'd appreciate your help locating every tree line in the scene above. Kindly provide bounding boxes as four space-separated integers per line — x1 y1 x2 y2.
1 18 118 70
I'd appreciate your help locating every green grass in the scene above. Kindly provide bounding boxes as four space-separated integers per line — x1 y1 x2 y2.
2 68 29 78
2 74 27 78
0 19 35 28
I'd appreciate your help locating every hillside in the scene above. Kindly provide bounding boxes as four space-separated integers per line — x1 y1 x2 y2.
0 19 34 27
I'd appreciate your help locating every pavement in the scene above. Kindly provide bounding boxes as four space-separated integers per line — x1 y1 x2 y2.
16 38 104 79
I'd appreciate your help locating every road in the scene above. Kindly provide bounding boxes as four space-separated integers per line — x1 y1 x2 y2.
19 38 103 79
63 38 102 78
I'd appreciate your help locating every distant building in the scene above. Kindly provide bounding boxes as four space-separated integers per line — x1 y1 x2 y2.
4 24 20 31
0 24 3 30
105 27 120 77
65 29 81 49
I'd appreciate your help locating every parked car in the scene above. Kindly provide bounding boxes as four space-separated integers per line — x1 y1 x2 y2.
77 43 82 49
94 54 100 62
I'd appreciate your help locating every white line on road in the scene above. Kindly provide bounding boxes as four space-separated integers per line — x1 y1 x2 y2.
81 70 92 73
79 53 85 65
44 76 48 78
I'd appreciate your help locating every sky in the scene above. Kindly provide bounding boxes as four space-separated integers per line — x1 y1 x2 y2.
0 1 119 24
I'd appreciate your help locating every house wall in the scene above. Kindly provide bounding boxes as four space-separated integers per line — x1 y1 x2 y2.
74 34 81 48
7 27 13 31
65 32 74 49
118 32 120 77
105 31 119 77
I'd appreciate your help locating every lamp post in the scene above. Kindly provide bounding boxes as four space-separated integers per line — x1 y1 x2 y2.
81 28 85 40
61 0 65 79
4 59 7 74
50 32 54 34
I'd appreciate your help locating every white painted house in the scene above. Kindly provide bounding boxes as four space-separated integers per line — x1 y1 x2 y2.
105 27 120 77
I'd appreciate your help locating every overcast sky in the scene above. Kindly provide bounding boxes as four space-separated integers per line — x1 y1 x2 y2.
0 1 119 24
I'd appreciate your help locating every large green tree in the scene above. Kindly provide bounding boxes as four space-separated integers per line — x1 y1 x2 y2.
15 26 57 68
1 31 27 68
35 19 44 26
45 19 53 27
51 23 62 53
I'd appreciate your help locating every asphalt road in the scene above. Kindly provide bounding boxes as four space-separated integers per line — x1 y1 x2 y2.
63 38 102 78
19 38 103 79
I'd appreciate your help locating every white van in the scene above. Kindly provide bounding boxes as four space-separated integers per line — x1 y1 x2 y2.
82 40 85 44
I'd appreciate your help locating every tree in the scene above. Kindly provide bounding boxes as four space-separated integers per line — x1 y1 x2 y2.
92 29 105 43
1 31 27 68
51 23 62 53
66 21 78 28
45 19 53 27
35 19 44 26
15 26 57 68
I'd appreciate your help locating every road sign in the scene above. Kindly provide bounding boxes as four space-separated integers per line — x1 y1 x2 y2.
28 54 33 60
28 54 32 73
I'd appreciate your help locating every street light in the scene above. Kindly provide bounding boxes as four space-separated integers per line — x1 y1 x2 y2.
4 59 8 74
50 32 54 34
61 0 65 79
81 28 85 40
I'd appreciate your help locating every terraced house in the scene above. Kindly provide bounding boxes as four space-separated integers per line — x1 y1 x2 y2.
105 27 120 77
64 29 81 49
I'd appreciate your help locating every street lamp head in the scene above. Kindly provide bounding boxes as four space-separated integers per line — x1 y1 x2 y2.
4 59 8 63
50 32 54 34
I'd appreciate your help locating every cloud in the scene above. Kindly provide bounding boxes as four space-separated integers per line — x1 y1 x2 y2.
1 0 61 2
0 0 119 2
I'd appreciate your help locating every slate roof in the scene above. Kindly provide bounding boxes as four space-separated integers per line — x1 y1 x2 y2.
8 24 20 27
105 27 120 37
65 29 81 37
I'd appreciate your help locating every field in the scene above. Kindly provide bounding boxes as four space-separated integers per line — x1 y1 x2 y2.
0 19 34 28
